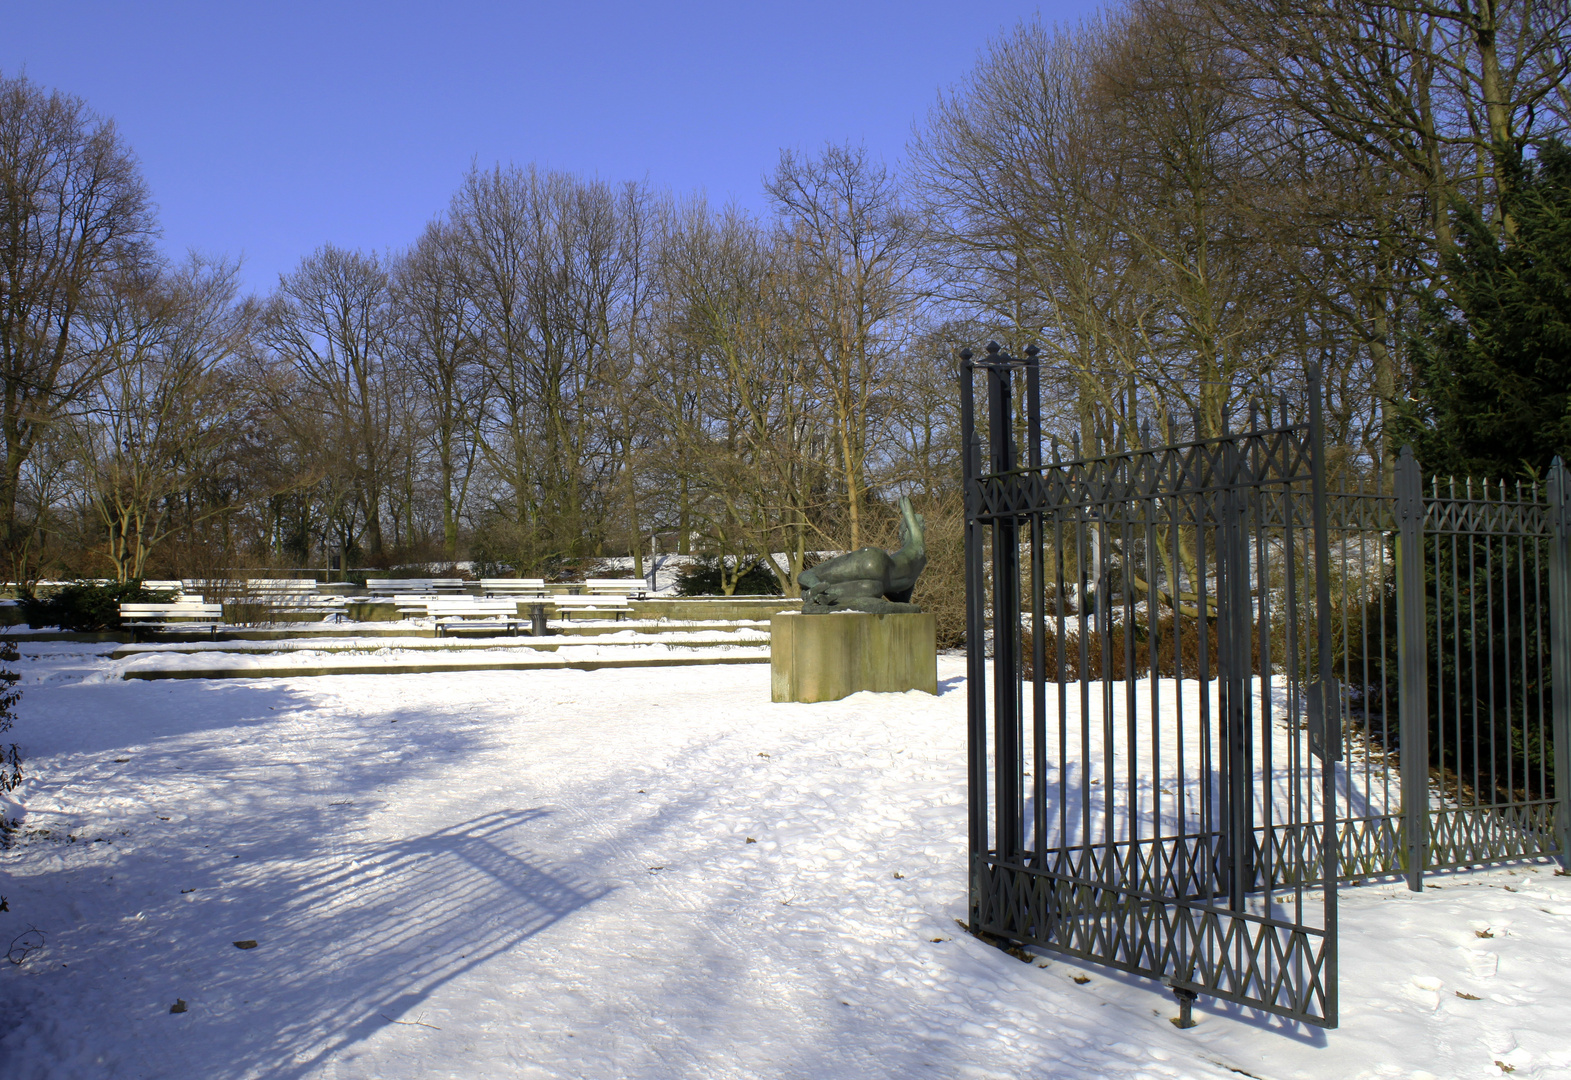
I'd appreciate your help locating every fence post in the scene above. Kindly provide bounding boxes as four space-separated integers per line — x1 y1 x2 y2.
1221 441 1253 910
985 344 1023 866
1548 457 1571 871
960 350 988 929
1395 446 1429 891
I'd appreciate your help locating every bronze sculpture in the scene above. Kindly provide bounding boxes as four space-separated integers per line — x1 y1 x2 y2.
798 496 926 614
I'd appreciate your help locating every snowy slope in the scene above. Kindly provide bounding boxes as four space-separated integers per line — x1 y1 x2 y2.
0 642 1567 1079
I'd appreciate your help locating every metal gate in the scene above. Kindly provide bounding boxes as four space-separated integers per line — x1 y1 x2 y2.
961 343 1571 1030
961 344 1341 1026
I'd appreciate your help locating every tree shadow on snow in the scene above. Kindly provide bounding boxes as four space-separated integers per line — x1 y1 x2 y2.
0 671 612 1078
143 808 608 1079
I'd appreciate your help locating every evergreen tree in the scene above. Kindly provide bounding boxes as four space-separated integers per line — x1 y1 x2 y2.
1401 142 1571 481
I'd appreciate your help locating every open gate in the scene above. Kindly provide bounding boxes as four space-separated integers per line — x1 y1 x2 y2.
961 344 1341 1026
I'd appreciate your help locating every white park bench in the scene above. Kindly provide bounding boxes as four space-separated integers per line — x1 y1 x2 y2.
141 579 185 596
364 578 470 596
381 595 479 619
119 601 224 636
479 577 549 598
375 595 443 619
423 598 527 637
550 594 632 621
583 577 648 600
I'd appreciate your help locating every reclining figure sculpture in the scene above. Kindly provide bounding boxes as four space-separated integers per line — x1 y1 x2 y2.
798 496 927 615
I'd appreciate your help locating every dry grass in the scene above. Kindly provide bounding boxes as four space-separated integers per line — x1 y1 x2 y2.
1020 613 1262 681
865 494 967 649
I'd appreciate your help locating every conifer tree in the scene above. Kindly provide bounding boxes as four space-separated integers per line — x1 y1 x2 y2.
1401 142 1571 481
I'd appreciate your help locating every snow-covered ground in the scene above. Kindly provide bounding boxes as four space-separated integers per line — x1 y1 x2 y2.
107 631 771 678
0 642 1568 1079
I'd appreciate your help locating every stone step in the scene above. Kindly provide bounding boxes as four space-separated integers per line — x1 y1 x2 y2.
121 652 770 681
110 631 767 660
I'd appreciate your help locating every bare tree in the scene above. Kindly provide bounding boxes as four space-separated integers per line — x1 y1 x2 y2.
68 257 250 579
451 165 652 564
599 181 666 576
1201 0 1571 243
767 144 923 550
393 220 487 559
912 12 1302 444
1194 0 1571 453
655 201 828 594
911 16 1161 443
0 73 155 578
260 246 404 563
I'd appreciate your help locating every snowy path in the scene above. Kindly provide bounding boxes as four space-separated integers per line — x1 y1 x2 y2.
0 643 1568 1079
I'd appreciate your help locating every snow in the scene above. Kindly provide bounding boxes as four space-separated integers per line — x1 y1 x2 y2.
1 641 1568 1079
113 628 772 656
592 554 694 595
105 632 772 679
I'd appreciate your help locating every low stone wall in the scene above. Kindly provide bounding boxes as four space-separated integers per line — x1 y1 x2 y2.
633 597 794 622
345 601 403 622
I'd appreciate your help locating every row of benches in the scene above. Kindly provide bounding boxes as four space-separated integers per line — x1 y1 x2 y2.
118 593 635 633
152 577 648 601
369 578 649 599
112 576 650 633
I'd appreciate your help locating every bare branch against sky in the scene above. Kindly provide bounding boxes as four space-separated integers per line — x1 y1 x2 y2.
1 1 1088 295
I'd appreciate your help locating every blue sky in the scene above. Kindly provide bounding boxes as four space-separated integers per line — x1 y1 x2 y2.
4 1 1096 295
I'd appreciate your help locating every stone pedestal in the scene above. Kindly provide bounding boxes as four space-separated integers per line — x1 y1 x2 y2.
771 612 937 703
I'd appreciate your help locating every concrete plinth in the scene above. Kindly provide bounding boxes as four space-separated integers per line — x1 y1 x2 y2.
770 611 937 703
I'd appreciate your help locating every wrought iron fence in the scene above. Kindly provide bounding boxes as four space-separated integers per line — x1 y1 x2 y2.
1336 451 1570 887
961 343 1571 1031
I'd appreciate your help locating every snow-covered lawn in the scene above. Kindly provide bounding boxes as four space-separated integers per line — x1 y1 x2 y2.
0 642 1567 1079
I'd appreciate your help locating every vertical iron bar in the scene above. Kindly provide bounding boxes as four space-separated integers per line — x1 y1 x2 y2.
1196 481 1215 903
1461 490 1475 836
1485 491 1498 815
1508 487 1520 817
1308 366 1338 1028
1395 446 1429 890
1430 477 1445 860
1548 458 1571 868
1223 441 1251 910
1056 508 1070 865
961 353 989 929
1027 350 1047 869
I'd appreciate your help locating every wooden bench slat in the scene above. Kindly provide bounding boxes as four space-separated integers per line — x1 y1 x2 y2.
119 602 224 635
478 578 549 596
549 595 631 621
418 598 528 637
119 603 223 616
583 578 649 599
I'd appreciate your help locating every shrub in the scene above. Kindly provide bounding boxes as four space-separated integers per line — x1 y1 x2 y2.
0 639 18 796
675 557 783 596
1020 613 1262 681
19 580 176 632
856 494 965 649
